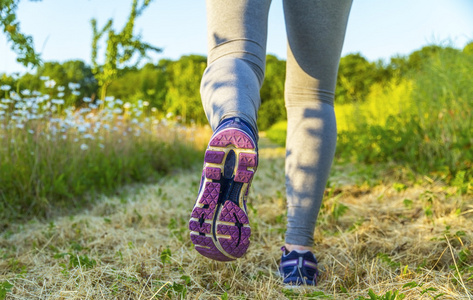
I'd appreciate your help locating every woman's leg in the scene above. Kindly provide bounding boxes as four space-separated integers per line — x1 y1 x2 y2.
283 0 353 249
190 0 272 261
201 0 272 133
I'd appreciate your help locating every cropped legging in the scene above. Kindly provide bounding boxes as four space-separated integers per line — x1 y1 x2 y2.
201 0 352 246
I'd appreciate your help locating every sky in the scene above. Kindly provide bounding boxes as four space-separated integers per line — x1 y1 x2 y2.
1 0 473 74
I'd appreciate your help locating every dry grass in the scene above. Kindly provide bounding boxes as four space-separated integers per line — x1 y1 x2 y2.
1 138 472 299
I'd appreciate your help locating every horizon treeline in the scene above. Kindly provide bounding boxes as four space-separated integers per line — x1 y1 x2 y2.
1 42 472 130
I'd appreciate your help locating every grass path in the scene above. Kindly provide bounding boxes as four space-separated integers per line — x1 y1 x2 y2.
1 138 472 299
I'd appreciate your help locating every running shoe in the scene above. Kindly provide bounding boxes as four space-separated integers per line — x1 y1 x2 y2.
279 246 319 285
189 117 258 261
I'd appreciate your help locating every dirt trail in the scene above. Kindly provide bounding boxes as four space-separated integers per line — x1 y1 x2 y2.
1 138 472 299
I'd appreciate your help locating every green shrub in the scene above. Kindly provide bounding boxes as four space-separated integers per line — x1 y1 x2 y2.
266 120 286 146
266 46 473 189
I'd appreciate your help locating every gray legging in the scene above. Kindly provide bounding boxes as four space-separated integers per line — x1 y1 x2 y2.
201 0 352 246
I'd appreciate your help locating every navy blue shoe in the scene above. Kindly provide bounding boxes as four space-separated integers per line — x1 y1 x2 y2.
189 117 258 261
279 246 319 285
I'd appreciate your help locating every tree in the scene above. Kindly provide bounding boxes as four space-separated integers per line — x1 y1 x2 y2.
463 41 473 56
107 60 170 110
36 61 98 105
258 55 286 130
164 55 207 123
336 53 377 103
91 0 161 101
0 0 41 67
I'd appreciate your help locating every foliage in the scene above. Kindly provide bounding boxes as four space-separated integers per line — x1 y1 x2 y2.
91 0 161 100
107 61 169 112
266 120 286 146
0 280 13 300
336 53 379 104
356 289 405 300
0 0 41 67
258 54 286 130
463 41 473 55
267 45 473 189
164 55 207 123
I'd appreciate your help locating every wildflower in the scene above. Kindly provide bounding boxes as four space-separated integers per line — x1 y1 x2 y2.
10 92 21 101
143 101 150 106
16 123 24 129
115 99 123 105
99 143 105 149
28 129 34 134
105 96 114 102
123 102 131 109
62 135 67 140
83 97 92 103
1 85 11 91
72 91 80 96
45 79 56 88
57 92 65 98
151 107 157 112
51 99 65 105
39 76 50 81
57 86 65 92
77 125 87 133
68 82 80 90
166 112 174 118
80 143 89 151
89 104 98 109
32 90 42 96
96 100 103 105
83 134 94 140
113 108 123 114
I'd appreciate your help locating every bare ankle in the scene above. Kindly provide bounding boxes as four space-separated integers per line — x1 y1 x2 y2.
285 243 312 252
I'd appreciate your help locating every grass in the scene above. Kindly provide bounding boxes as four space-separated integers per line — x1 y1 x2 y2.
1 45 472 299
0 139 472 299
0 86 209 226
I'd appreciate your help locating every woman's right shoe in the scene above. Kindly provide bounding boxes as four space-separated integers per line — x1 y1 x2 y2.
189 117 258 261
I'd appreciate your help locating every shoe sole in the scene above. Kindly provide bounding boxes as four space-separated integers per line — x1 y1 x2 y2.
189 128 258 261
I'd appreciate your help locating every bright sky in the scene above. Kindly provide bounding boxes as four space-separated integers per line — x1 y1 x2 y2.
1 0 472 74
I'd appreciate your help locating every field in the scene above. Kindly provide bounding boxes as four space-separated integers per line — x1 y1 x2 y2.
1 136 472 299
1 46 472 299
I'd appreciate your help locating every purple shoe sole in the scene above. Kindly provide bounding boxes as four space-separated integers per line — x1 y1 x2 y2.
189 128 258 261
